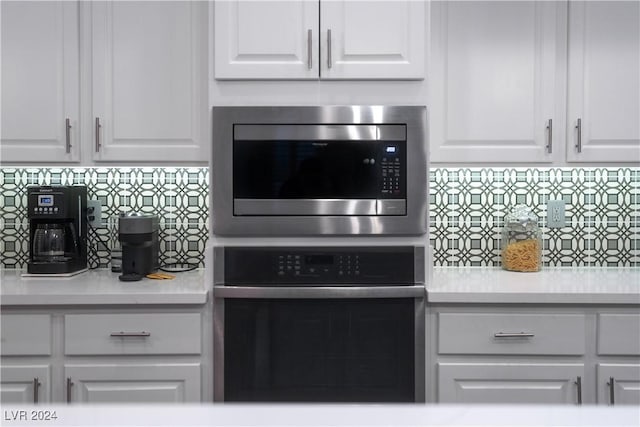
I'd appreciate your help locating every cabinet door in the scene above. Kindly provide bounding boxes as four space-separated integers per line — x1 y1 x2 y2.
0 1 79 162
91 1 207 162
320 1 425 79
438 363 584 404
597 364 640 405
214 0 318 79
0 365 50 404
567 1 640 163
429 1 562 163
65 363 201 403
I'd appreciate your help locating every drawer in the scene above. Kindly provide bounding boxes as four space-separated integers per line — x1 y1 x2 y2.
64 313 201 355
438 313 586 355
0 314 52 356
598 314 640 356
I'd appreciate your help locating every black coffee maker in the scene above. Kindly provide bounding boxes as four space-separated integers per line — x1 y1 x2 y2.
118 213 159 281
27 186 87 274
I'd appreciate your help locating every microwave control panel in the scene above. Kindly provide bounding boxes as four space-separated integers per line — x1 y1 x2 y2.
224 246 416 285
379 145 405 198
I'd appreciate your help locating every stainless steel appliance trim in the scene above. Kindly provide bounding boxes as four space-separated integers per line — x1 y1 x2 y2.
213 295 225 401
213 246 225 285
235 199 389 216
414 245 425 284
234 124 405 141
414 297 426 403
376 200 407 216
214 285 425 299
212 106 428 236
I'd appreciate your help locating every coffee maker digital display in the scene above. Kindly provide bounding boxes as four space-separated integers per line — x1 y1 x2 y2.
27 186 88 274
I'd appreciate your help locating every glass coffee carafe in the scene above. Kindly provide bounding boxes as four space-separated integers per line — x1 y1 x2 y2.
32 223 79 263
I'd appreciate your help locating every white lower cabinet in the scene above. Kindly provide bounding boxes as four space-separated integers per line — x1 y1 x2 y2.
431 306 640 405
438 363 584 404
65 363 200 404
596 313 640 405
0 365 50 404
0 309 205 404
597 364 640 406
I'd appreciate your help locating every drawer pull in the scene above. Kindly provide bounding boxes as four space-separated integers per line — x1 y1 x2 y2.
575 376 582 405
65 118 72 153
66 377 73 403
607 377 615 405
493 332 535 338
95 117 102 152
110 331 151 337
33 378 41 404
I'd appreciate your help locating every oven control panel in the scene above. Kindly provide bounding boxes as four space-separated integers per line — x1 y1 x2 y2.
224 246 416 285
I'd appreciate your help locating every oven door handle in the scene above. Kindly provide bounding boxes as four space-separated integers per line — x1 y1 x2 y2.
213 285 425 299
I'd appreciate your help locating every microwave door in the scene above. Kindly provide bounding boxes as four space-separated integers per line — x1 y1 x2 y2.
233 127 406 217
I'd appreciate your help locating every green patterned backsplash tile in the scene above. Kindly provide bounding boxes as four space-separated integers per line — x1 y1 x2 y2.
0 167 209 269
0 167 637 268
429 167 639 267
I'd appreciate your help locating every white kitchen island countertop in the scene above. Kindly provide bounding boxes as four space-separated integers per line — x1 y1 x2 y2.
428 266 640 304
0 268 208 306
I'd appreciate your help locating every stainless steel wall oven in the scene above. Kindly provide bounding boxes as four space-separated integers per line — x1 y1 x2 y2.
211 106 428 236
213 245 426 403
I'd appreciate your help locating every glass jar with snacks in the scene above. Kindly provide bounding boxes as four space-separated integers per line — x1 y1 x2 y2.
501 205 542 272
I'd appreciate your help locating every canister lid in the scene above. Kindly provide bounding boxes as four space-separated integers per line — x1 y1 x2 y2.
504 205 538 229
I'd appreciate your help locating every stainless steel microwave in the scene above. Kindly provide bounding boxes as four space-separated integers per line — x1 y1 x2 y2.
211 106 428 236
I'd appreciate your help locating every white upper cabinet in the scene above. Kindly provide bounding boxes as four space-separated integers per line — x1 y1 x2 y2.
91 1 208 162
429 1 562 163
214 1 318 79
214 0 425 80
0 1 80 163
566 1 640 163
319 1 425 79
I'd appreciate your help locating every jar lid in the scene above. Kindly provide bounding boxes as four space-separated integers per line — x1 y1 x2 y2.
505 205 538 228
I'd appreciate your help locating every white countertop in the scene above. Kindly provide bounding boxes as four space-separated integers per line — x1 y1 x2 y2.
1 266 639 306
428 266 640 304
0 268 208 306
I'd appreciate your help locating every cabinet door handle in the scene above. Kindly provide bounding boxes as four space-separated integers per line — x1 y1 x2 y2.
66 377 73 403
95 117 102 152
327 29 332 69
607 376 615 405
493 332 535 338
307 29 312 70
546 119 553 154
575 376 582 405
575 118 582 153
110 331 151 337
33 378 41 404
65 118 72 154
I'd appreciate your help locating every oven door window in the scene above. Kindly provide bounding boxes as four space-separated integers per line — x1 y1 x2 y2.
224 298 415 402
